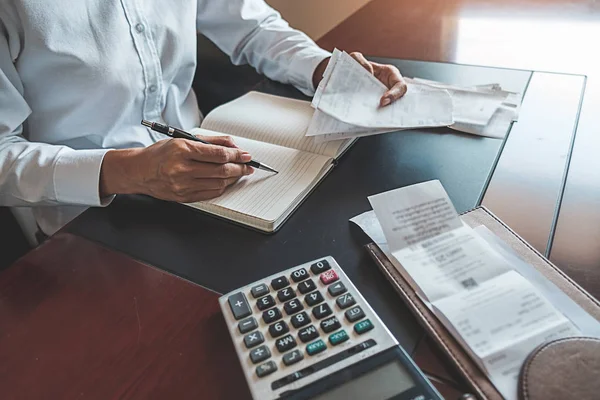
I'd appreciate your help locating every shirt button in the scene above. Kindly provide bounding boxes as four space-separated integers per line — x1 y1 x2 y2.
135 23 145 33
148 84 157 93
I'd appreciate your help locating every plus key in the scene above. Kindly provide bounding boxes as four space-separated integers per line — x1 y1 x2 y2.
320 269 339 285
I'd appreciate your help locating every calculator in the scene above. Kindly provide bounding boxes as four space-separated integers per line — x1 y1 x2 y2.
219 256 442 400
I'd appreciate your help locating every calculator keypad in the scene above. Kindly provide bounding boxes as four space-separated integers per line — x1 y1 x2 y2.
221 257 383 388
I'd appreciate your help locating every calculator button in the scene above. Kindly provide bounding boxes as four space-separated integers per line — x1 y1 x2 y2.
251 283 269 299
256 360 277 378
277 287 296 302
284 298 304 315
320 316 341 333
269 321 290 338
290 268 309 282
227 292 252 320
238 317 258 334
291 311 311 329
328 281 347 297
271 276 290 290
257 295 276 311
345 306 365 322
320 270 339 285
276 334 297 353
329 330 349 346
306 339 327 356
310 260 331 274
282 349 304 366
354 319 374 335
250 345 271 364
244 331 265 349
298 279 316 294
305 291 324 307
312 303 333 319
336 293 356 309
298 325 319 343
262 307 282 324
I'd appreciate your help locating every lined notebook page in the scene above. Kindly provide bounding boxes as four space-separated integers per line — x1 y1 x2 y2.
188 129 331 224
201 92 348 158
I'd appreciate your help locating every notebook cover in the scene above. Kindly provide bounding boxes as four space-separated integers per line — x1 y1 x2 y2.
365 206 600 399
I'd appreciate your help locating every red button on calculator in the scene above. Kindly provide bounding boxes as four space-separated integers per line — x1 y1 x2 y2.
320 270 339 285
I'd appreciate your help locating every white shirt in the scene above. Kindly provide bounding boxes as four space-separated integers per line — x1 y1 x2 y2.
0 0 330 236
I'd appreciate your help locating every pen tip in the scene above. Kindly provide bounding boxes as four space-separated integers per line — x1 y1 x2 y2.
141 120 152 128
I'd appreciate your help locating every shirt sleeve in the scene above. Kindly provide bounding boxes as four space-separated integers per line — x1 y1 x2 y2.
0 18 113 208
196 0 331 96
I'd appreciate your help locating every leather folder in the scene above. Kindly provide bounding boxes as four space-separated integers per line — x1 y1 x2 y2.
365 206 600 399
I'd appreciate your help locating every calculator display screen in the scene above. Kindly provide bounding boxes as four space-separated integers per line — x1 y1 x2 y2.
311 359 416 400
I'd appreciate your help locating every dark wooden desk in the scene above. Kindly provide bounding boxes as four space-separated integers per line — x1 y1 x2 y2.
0 233 250 400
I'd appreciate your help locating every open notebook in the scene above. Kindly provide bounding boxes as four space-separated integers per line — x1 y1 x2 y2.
186 91 354 232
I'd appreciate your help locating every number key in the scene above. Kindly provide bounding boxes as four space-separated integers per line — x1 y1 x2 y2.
277 287 296 302
257 295 276 311
305 291 324 307
298 279 316 294
284 298 303 315
269 321 289 338
291 268 309 282
262 307 282 324
291 311 310 329
310 260 331 274
312 303 332 319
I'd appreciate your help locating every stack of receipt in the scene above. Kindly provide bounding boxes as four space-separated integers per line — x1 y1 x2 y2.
307 49 522 143
351 180 600 400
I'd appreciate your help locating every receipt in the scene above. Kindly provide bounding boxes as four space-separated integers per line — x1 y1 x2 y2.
314 51 454 129
358 180 591 400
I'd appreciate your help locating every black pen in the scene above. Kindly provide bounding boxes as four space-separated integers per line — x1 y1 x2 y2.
141 120 278 174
